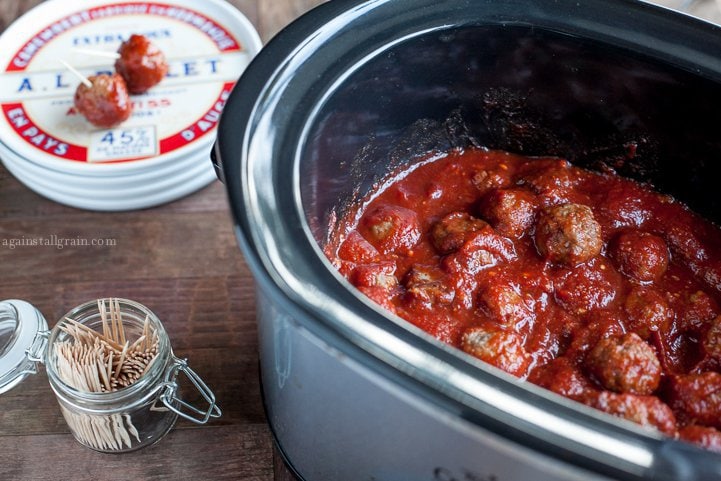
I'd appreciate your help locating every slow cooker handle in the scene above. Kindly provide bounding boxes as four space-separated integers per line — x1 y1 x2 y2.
210 141 225 184
651 440 721 480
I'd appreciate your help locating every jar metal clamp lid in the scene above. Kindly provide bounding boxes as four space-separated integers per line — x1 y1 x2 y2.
0 300 49 394
0 298 220 450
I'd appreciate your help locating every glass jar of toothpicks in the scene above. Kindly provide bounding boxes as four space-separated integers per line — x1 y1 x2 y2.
40 298 221 453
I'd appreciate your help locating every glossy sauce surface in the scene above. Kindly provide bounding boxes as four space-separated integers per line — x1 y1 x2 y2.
327 147 721 452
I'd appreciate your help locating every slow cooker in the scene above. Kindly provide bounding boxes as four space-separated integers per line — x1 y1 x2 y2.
213 1 721 479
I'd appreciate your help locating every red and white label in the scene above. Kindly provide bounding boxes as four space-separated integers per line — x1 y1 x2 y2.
0 1 253 164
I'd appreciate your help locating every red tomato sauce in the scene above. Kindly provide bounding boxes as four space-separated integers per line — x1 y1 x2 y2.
326 147 721 452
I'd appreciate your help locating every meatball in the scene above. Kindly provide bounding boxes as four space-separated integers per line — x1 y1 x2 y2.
461 324 531 377
359 204 421 256
356 286 396 314
478 281 532 330
624 287 672 340
350 261 397 289
535 203 602 266
585 333 661 395
679 425 721 454
610 230 669 283
524 306 574 367
666 372 721 429
520 159 580 205
565 311 624 362
679 290 720 333
337 230 380 264
597 182 652 229
412 312 464 345
431 212 488 254
529 357 595 401
440 224 516 277
115 34 168 94
403 265 454 309
74 73 132 128
555 258 621 315
703 315 721 361
479 188 537 238
471 168 512 194
589 391 677 435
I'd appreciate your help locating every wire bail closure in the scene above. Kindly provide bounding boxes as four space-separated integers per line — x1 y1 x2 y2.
160 356 221 424
25 329 49 364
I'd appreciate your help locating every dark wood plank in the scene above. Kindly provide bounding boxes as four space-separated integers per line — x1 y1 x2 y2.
274 446 303 481
0 424 274 481
0 209 245 284
0 0 44 32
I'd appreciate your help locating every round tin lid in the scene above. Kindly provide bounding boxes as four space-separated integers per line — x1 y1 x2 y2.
0 0 261 174
0 300 49 394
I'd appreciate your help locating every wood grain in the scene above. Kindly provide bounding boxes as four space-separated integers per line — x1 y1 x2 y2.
0 0 325 479
0 425 274 481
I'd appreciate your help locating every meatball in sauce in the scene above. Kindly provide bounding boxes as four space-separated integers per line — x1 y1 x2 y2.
326 147 721 451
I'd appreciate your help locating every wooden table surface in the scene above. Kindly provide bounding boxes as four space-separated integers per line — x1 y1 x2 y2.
2 1 719 480
0 1 322 480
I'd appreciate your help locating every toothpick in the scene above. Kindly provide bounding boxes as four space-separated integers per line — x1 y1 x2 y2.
130 335 146 352
53 298 158 451
109 299 119 344
99 299 109 339
72 47 121 59
142 315 150 351
63 317 123 351
59 59 91 88
107 350 113 384
114 341 129 379
115 298 126 345
97 355 111 392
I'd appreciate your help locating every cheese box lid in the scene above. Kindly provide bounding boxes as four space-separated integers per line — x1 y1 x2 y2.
0 0 261 175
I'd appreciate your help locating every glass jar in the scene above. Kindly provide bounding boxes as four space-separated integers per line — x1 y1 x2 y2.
0 298 220 453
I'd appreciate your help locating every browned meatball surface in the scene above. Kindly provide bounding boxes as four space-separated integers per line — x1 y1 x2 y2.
535 203 602 265
679 425 721 454
359 204 421 256
624 287 672 340
585 333 661 395
589 391 677 435
520 159 580 205
565 311 625 361
337 230 380 264
554 258 621 315
403 265 454 309
115 34 169 94
461 324 531 377
350 261 397 289
704 315 721 361
479 188 537 238
478 281 532 329
667 372 721 429
431 212 488 254
528 357 595 401
74 73 132 128
471 167 512 194
610 230 669 282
